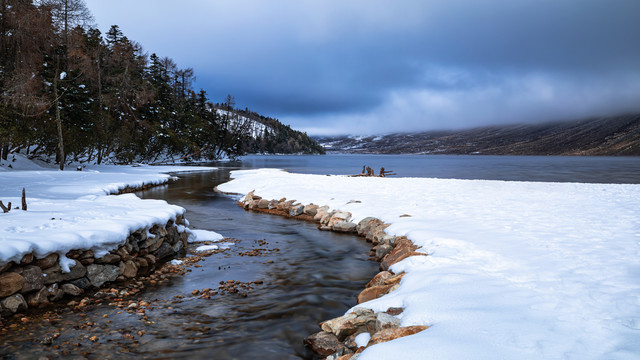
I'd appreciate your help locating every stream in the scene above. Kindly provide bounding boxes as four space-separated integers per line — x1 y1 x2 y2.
0 169 378 359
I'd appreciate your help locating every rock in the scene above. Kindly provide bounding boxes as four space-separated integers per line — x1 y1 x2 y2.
304 331 345 357
375 312 401 331
365 271 393 288
248 200 260 209
42 262 86 285
375 244 393 260
116 247 132 261
134 257 149 269
119 260 138 278
385 273 406 286
61 283 83 296
86 264 119 287
332 221 358 233
172 239 185 256
380 235 396 246
257 199 270 209
20 266 44 294
27 287 50 307
268 200 279 209
0 262 13 273
79 250 94 260
357 284 393 304
68 277 91 290
96 254 121 264
1 294 27 315
356 217 382 236
20 253 34 265
380 240 419 271
46 283 65 301
303 204 319 217
0 272 24 297
79 257 95 265
144 254 157 265
153 242 175 260
321 308 376 340
371 227 390 245
367 326 429 346
328 211 352 228
242 190 255 203
289 204 305 216
321 312 358 336
314 207 330 221
141 235 163 252
320 213 334 225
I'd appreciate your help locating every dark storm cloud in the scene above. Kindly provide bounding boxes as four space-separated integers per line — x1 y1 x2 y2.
85 0 640 134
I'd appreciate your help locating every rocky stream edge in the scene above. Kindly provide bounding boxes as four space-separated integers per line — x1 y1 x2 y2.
226 189 430 360
0 182 191 326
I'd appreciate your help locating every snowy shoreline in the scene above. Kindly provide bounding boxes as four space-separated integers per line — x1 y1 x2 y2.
217 168 640 360
0 159 216 318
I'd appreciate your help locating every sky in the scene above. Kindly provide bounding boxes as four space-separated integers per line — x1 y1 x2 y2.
84 0 640 135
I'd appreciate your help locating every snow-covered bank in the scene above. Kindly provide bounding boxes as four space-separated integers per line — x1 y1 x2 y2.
217 168 640 360
0 163 215 265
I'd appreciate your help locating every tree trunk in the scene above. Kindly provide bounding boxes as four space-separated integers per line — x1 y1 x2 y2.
54 58 65 171
1 143 8 161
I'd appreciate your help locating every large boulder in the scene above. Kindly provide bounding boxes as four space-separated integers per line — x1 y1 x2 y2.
0 272 24 297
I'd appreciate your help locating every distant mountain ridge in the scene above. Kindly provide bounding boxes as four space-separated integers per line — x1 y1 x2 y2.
315 113 640 156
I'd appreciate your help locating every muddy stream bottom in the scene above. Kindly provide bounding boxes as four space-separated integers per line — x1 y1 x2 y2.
0 170 378 359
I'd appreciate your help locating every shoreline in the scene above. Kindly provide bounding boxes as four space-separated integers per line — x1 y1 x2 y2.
0 181 191 324
222 188 430 359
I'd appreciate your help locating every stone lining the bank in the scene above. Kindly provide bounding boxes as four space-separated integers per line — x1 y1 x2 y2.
0 180 190 325
235 190 429 359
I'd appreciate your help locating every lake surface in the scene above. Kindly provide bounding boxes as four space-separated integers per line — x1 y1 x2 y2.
231 154 640 184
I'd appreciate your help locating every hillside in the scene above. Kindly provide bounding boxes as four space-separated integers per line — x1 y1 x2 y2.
316 114 640 156
215 107 325 155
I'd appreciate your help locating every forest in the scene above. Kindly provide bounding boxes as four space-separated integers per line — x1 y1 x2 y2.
0 0 324 169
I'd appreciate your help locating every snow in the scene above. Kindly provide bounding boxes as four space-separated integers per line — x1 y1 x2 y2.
188 229 224 243
0 158 216 268
355 332 371 347
59 71 67 80
217 168 640 360
195 244 219 252
170 259 183 266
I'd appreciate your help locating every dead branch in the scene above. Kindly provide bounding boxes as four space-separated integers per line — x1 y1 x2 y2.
0 201 11 213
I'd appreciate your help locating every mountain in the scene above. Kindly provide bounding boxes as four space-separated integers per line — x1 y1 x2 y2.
315 113 640 156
